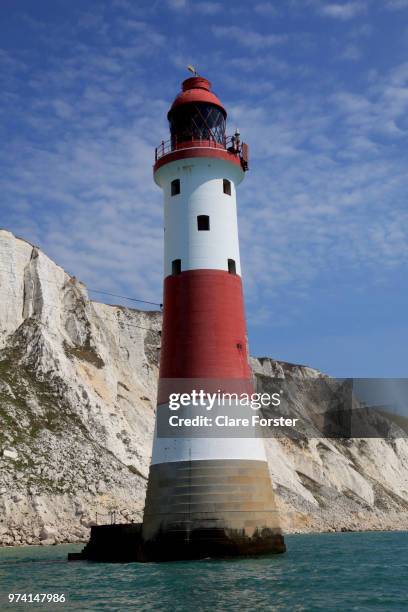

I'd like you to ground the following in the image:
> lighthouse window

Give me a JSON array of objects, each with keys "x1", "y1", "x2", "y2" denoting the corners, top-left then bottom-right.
[
  {"x1": 172, "y1": 259, "x2": 181, "y2": 275},
  {"x1": 223, "y1": 179, "x2": 231, "y2": 196},
  {"x1": 228, "y1": 259, "x2": 236, "y2": 274},
  {"x1": 197, "y1": 215, "x2": 210, "y2": 231},
  {"x1": 171, "y1": 179, "x2": 180, "y2": 196}
]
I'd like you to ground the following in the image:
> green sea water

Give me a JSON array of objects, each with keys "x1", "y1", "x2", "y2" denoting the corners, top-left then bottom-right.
[{"x1": 0, "y1": 532, "x2": 407, "y2": 611}]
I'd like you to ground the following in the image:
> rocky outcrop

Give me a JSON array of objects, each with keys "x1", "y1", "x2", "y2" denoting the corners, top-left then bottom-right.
[{"x1": 0, "y1": 228, "x2": 407, "y2": 547}]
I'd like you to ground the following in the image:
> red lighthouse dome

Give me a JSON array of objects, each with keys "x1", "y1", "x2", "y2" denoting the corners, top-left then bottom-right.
[{"x1": 167, "y1": 76, "x2": 227, "y2": 118}]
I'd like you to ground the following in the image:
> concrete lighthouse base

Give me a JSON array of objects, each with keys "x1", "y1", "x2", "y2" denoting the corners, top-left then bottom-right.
[{"x1": 141, "y1": 458, "x2": 286, "y2": 561}]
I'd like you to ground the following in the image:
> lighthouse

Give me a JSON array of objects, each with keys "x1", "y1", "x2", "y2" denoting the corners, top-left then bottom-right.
[{"x1": 142, "y1": 74, "x2": 285, "y2": 560}]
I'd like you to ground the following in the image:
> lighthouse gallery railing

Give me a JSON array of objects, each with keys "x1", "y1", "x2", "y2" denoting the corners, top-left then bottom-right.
[{"x1": 155, "y1": 135, "x2": 246, "y2": 162}]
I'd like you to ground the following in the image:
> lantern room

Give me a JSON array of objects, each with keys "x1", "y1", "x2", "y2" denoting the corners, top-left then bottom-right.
[
  {"x1": 168, "y1": 77, "x2": 227, "y2": 147},
  {"x1": 154, "y1": 74, "x2": 249, "y2": 173}
]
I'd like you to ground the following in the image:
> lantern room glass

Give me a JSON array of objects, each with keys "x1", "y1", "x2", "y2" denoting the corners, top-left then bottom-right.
[{"x1": 169, "y1": 103, "x2": 226, "y2": 147}]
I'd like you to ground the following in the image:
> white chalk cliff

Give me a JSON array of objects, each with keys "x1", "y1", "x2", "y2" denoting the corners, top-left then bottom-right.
[{"x1": 0, "y1": 228, "x2": 407, "y2": 547}]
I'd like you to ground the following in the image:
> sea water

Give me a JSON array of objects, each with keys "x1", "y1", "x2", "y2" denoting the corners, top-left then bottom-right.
[{"x1": 0, "y1": 532, "x2": 407, "y2": 611}]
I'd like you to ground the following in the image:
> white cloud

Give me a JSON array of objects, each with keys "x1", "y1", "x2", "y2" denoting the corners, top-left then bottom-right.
[
  {"x1": 78, "y1": 12, "x2": 108, "y2": 33},
  {"x1": 112, "y1": 0, "x2": 134, "y2": 8},
  {"x1": 384, "y1": 0, "x2": 408, "y2": 9},
  {"x1": 339, "y1": 43, "x2": 362, "y2": 60},
  {"x1": 116, "y1": 18, "x2": 148, "y2": 31},
  {"x1": 167, "y1": 0, "x2": 188, "y2": 8},
  {"x1": 319, "y1": 2, "x2": 367, "y2": 19},
  {"x1": 195, "y1": 2, "x2": 222, "y2": 14},
  {"x1": 352, "y1": 23, "x2": 372, "y2": 37},
  {"x1": 389, "y1": 62, "x2": 408, "y2": 85},
  {"x1": 254, "y1": 2, "x2": 278, "y2": 15},
  {"x1": 0, "y1": 49, "x2": 27, "y2": 72},
  {"x1": 227, "y1": 54, "x2": 289, "y2": 77},
  {"x1": 166, "y1": 0, "x2": 221, "y2": 14},
  {"x1": 212, "y1": 26, "x2": 288, "y2": 50},
  {"x1": 51, "y1": 99, "x2": 74, "y2": 119}
]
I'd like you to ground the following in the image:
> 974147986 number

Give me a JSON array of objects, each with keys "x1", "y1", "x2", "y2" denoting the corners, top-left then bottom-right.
[{"x1": 8, "y1": 594, "x2": 66, "y2": 603}]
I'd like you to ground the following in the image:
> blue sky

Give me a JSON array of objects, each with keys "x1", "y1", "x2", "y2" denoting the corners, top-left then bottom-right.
[{"x1": 1, "y1": 0, "x2": 408, "y2": 377}]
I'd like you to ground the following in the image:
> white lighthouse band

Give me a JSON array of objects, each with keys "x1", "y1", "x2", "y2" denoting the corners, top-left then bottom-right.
[{"x1": 155, "y1": 156, "x2": 244, "y2": 278}]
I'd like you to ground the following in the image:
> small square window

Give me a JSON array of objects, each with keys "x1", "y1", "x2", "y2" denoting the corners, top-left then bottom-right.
[
  {"x1": 172, "y1": 259, "x2": 181, "y2": 275},
  {"x1": 197, "y1": 215, "x2": 210, "y2": 231},
  {"x1": 228, "y1": 259, "x2": 236, "y2": 274},
  {"x1": 223, "y1": 179, "x2": 231, "y2": 196},
  {"x1": 171, "y1": 179, "x2": 180, "y2": 196}
]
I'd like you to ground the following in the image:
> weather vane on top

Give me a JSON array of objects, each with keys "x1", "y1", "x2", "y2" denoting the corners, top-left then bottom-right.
[{"x1": 187, "y1": 64, "x2": 198, "y2": 76}]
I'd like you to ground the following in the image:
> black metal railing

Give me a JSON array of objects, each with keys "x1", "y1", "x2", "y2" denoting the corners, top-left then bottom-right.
[
  {"x1": 95, "y1": 510, "x2": 139, "y2": 525},
  {"x1": 155, "y1": 134, "x2": 239, "y2": 162}
]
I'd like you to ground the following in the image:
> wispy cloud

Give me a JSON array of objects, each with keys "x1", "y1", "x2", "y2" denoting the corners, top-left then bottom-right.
[
  {"x1": 254, "y1": 2, "x2": 278, "y2": 15},
  {"x1": 166, "y1": 0, "x2": 221, "y2": 11},
  {"x1": 167, "y1": 0, "x2": 187, "y2": 9},
  {"x1": 384, "y1": 0, "x2": 408, "y2": 9},
  {"x1": 195, "y1": 2, "x2": 222, "y2": 14},
  {"x1": 338, "y1": 43, "x2": 362, "y2": 60},
  {"x1": 212, "y1": 26, "x2": 288, "y2": 50},
  {"x1": 319, "y1": 1, "x2": 367, "y2": 19}
]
